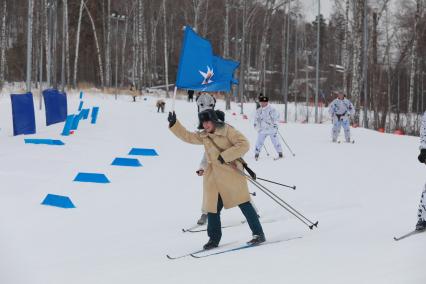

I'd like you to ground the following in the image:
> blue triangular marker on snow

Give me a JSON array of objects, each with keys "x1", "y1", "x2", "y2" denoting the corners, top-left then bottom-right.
[
  {"x1": 41, "y1": 194, "x2": 76, "y2": 208},
  {"x1": 111, "y1": 157, "x2": 142, "y2": 167},
  {"x1": 25, "y1": 138, "x2": 65, "y2": 145},
  {"x1": 73, "y1": 172, "x2": 110, "y2": 183},
  {"x1": 128, "y1": 148, "x2": 158, "y2": 156}
]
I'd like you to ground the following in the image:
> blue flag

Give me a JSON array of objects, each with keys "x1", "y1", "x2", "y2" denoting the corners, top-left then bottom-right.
[{"x1": 176, "y1": 26, "x2": 239, "y2": 92}]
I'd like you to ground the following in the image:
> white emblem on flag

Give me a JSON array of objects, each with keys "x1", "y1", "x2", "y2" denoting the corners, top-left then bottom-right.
[{"x1": 199, "y1": 66, "x2": 214, "y2": 84}]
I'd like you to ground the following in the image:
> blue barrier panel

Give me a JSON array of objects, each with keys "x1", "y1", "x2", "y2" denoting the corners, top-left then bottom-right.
[
  {"x1": 43, "y1": 89, "x2": 68, "y2": 126},
  {"x1": 81, "y1": 108, "x2": 90, "y2": 120},
  {"x1": 73, "y1": 172, "x2": 110, "y2": 183},
  {"x1": 25, "y1": 139, "x2": 65, "y2": 145},
  {"x1": 61, "y1": 114, "x2": 75, "y2": 136},
  {"x1": 71, "y1": 112, "x2": 84, "y2": 130},
  {"x1": 128, "y1": 148, "x2": 159, "y2": 156},
  {"x1": 78, "y1": 101, "x2": 83, "y2": 111},
  {"x1": 41, "y1": 194, "x2": 76, "y2": 208},
  {"x1": 111, "y1": 157, "x2": 142, "y2": 167},
  {"x1": 11, "y1": 93, "x2": 36, "y2": 136},
  {"x1": 79, "y1": 91, "x2": 83, "y2": 99},
  {"x1": 91, "y1": 107, "x2": 99, "y2": 124}
]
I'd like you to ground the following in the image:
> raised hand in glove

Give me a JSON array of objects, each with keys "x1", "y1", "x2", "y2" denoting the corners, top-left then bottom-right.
[
  {"x1": 168, "y1": 111, "x2": 176, "y2": 127},
  {"x1": 217, "y1": 155, "x2": 225, "y2": 164},
  {"x1": 418, "y1": 149, "x2": 426, "y2": 163}
]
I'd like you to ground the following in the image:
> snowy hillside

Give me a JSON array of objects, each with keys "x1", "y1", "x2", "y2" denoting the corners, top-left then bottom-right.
[{"x1": 0, "y1": 91, "x2": 425, "y2": 284}]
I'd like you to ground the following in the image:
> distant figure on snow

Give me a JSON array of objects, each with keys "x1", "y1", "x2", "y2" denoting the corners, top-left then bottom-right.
[
  {"x1": 415, "y1": 112, "x2": 426, "y2": 231},
  {"x1": 156, "y1": 99, "x2": 166, "y2": 113},
  {"x1": 253, "y1": 95, "x2": 283, "y2": 160},
  {"x1": 187, "y1": 90, "x2": 194, "y2": 102},
  {"x1": 328, "y1": 90, "x2": 355, "y2": 143}
]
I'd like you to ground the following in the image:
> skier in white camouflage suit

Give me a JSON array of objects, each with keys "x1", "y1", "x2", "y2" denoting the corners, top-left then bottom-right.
[
  {"x1": 415, "y1": 112, "x2": 426, "y2": 231},
  {"x1": 328, "y1": 91, "x2": 355, "y2": 143},
  {"x1": 253, "y1": 95, "x2": 283, "y2": 160}
]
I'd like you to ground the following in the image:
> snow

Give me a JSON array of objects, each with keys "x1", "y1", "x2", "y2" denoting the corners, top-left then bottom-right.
[{"x1": 0, "y1": 90, "x2": 425, "y2": 284}]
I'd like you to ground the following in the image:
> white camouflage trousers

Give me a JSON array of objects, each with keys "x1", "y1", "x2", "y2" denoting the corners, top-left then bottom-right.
[
  {"x1": 255, "y1": 130, "x2": 283, "y2": 155},
  {"x1": 332, "y1": 117, "x2": 351, "y2": 142},
  {"x1": 418, "y1": 184, "x2": 426, "y2": 221}
]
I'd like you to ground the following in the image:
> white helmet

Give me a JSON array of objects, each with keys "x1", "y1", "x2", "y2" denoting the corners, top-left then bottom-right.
[{"x1": 196, "y1": 93, "x2": 216, "y2": 112}]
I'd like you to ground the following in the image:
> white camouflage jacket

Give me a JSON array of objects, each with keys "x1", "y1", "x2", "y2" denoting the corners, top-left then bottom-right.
[
  {"x1": 254, "y1": 104, "x2": 280, "y2": 132},
  {"x1": 328, "y1": 98, "x2": 355, "y2": 119},
  {"x1": 420, "y1": 112, "x2": 426, "y2": 149}
]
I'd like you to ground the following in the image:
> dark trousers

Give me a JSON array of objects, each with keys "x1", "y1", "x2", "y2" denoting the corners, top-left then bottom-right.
[{"x1": 207, "y1": 195, "x2": 264, "y2": 243}]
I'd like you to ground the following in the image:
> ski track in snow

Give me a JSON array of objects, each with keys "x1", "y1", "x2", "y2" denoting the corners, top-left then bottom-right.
[{"x1": 0, "y1": 90, "x2": 425, "y2": 284}]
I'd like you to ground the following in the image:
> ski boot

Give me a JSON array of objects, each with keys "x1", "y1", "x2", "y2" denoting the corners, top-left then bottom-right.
[
  {"x1": 416, "y1": 219, "x2": 426, "y2": 231},
  {"x1": 247, "y1": 234, "x2": 266, "y2": 246},
  {"x1": 197, "y1": 213, "x2": 207, "y2": 225},
  {"x1": 278, "y1": 152, "x2": 283, "y2": 158},
  {"x1": 254, "y1": 154, "x2": 259, "y2": 161},
  {"x1": 203, "y1": 239, "x2": 219, "y2": 250}
]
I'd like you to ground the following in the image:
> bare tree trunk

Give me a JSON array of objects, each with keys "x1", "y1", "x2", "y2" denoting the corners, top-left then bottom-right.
[
  {"x1": 105, "y1": 0, "x2": 111, "y2": 87},
  {"x1": 45, "y1": 0, "x2": 51, "y2": 87},
  {"x1": 342, "y1": 0, "x2": 349, "y2": 95},
  {"x1": 138, "y1": 0, "x2": 144, "y2": 90},
  {"x1": 385, "y1": 5, "x2": 391, "y2": 132},
  {"x1": 73, "y1": 0, "x2": 85, "y2": 88},
  {"x1": 224, "y1": 0, "x2": 230, "y2": 109},
  {"x1": 350, "y1": 0, "x2": 364, "y2": 125},
  {"x1": 257, "y1": 0, "x2": 275, "y2": 93},
  {"x1": 83, "y1": 1, "x2": 104, "y2": 88},
  {"x1": 192, "y1": 0, "x2": 203, "y2": 32},
  {"x1": 202, "y1": 0, "x2": 209, "y2": 37},
  {"x1": 64, "y1": 0, "x2": 70, "y2": 86},
  {"x1": 52, "y1": 4, "x2": 57, "y2": 89},
  {"x1": 407, "y1": 0, "x2": 421, "y2": 134},
  {"x1": 121, "y1": 16, "x2": 128, "y2": 87},
  {"x1": 163, "y1": 0, "x2": 169, "y2": 97},
  {"x1": 0, "y1": 0, "x2": 7, "y2": 83}
]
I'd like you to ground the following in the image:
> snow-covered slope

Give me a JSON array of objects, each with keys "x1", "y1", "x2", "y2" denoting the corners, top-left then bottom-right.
[{"x1": 0, "y1": 91, "x2": 424, "y2": 284}]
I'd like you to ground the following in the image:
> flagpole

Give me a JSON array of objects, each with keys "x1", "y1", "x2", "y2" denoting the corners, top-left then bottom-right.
[{"x1": 172, "y1": 86, "x2": 178, "y2": 111}]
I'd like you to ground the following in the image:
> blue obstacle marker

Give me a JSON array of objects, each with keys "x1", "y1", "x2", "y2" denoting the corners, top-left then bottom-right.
[
  {"x1": 73, "y1": 172, "x2": 110, "y2": 183},
  {"x1": 61, "y1": 114, "x2": 75, "y2": 136},
  {"x1": 71, "y1": 112, "x2": 84, "y2": 130},
  {"x1": 91, "y1": 107, "x2": 99, "y2": 124},
  {"x1": 11, "y1": 92, "x2": 36, "y2": 136},
  {"x1": 41, "y1": 194, "x2": 76, "y2": 208},
  {"x1": 43, "y1": 89, "x2": 68, "y2": 126},
  {"x1": 78, "y1": 101, "x2": 84, "y2": 111},
  {"x1": 79, "y1": 91, "x2": 83, "y2": 99},
  {"x1": 128, "y1": 148, "x2": 159, "y2": 156},
  {"x1": 111, "y1": 157, "x2": 142, "y2": 167},
  {"x1": 25, "y1": 138, "x2": 65, "y2": 145},
  {"x1": 81, "y1": 108, "x2": 90, "y2": 120}
]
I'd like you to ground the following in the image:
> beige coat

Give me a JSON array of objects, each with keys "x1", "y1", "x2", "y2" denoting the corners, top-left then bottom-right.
[{"x1": 170, "y1": 120, "x2": 251, "y2": 213}]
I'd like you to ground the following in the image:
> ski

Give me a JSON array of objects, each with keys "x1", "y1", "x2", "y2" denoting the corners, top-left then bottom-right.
[
  {"x1": 183, "y1": 218, "x2": 276, "y2": 233},
  {"x1": 273, "y1": 157, "x2": 283, "y2": 161},
  {"x1": 394, "y1": 229, "x2": 425, "y2": 241},
  {"x1": 166, "y1": 241, "x2": 238, "y2": 260},
  {"x1": 337, "y1": 140, "x2": 355, "y2": 144},
  {"x1": 190, "y1": 236, "x2": 302, "y2": 259},
  {"x1": 183, "y1": 220, "x2": 246, "y2": 233},
  {"x1": 182, "y1": 224, "x2": 203, "y2": 233}
]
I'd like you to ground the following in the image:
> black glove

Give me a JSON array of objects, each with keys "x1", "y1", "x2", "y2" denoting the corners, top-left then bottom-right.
[
  {"x1": 217, "y1": 155, "x2": 225, "y2": 164},
  {"x1": 168, "y1": 111, "x2": 176, "y2": 127},
  {"x1": 418, "y1": 149, "x2": 426, "y2": 163},
  {"x1": 243, "y1": 164, "x2": 256, "y2": 180}
]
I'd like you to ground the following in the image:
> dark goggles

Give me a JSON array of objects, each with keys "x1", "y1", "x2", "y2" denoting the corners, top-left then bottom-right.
[{"x1": 198, "y1": 110, "x2": 217, "y2": 123}]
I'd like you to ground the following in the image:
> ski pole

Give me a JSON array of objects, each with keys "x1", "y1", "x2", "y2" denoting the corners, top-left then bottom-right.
[
  {"x1": 256, "y1": 177, "x2": 296, "y2": 190},
  {"x1": 263, "y1": 145, "x2": 270, "y2": 156},
  {"x1": 247, "y1": 178, "x2": 316, "y2": 229},
  {"x1": 278, "y1": 131, "x2": 296, "y2": 157},
  {"x1": 249, "y1": 176, "x2": 318, "y2": 228},
  {"x1": 250, "y1": 192, "x2": 256, "y2": 196}
]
